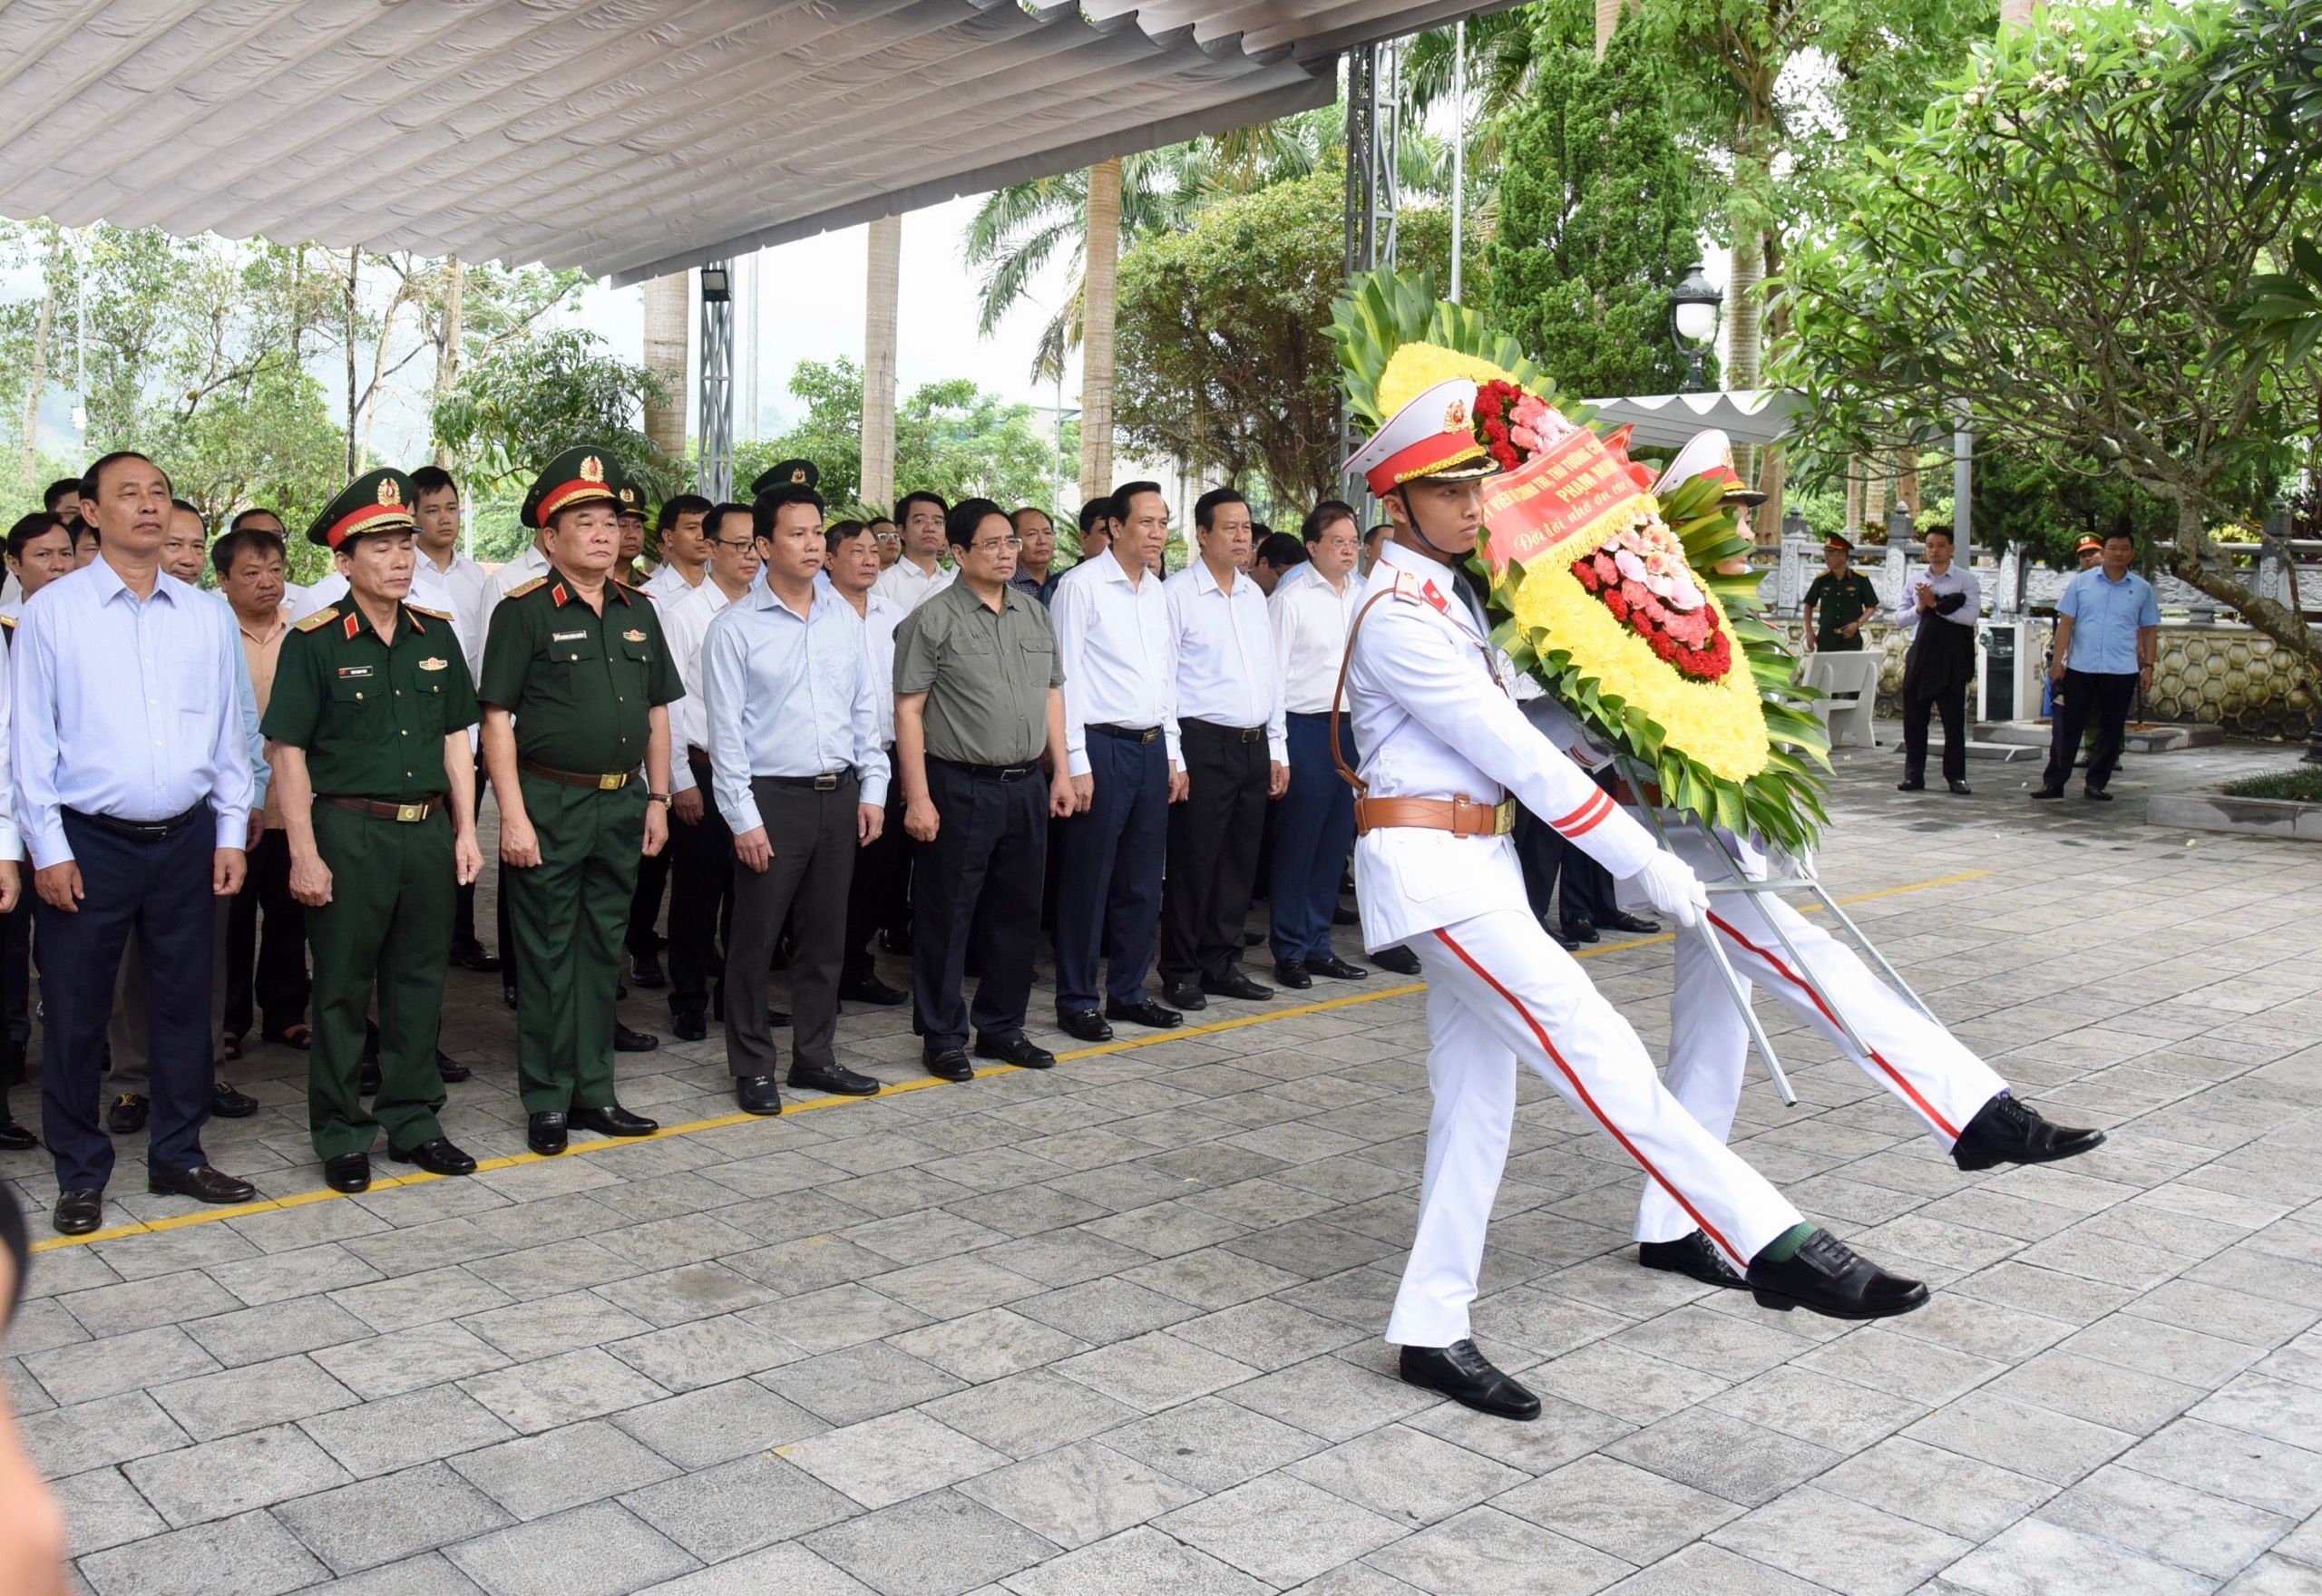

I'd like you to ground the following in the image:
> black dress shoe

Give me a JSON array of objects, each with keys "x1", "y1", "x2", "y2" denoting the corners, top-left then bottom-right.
[
  {"x1": 1201, "y1": 968, "x2": 1273, "y2": 1002},
  {"x1": 1745, "y1": 1230, "x2": 1928, "y2": 1319},
  {"x1": 1950, "y1": 1093, "x2": 2106, "y2": 1172},
  {"x1": 527, "y1": 1112, "x2": 568, "y2": 1156},
  {"x1": 1332, "y1": 905, "x2": 1359, "y2": 926},
  {"x1": 1563, "y1": 918, "x2": 1600, "y2": 945},
  {"x1": 210, "y1": 1080, "x2": 259, "y2": 1119},
  {"x1": 1948, "y1": 780, "x2": 1974, "y2": 795},
  {"x1": 1897, "y1": 779, "x2": 1926, "y2": 792},
  {"x1": 789, "y1": 1064, "x2": 880, "y2": 1097},
  {"x1": 1273, "y1": 960, "x2": 1312, "y2": 990},
  {"x1": 881, "y1": 928, "x2": 913, "y2": 957},
  {"x1": 923, "y1": 1046, "x2": 974, "y2": 1083},
  {"x1": 1599, "y1": 910, "x2": 1662, "y2": 936},
  {"x1": 671, "y1": 1010, "x2": 707, "y2": 1042},
  {"x1": 1398, "y1": 1340, "x2": 1540, "y2": 1421},
  {"x1": 630, "y1": 950, "x2": 668, "y2": 989},
  {"x1": 1160, "y1": 980, "x2": 1207, "y2": 1011},
  {"x1": 1242, "y1": 929, "x2": 1264, "y2": 948},
  {"x1": 571, "y1": 1104, "x2": 658, "y2": 1137},
  {"x1": 613, "y1": 1023, "x2": 660, "y2": 1054},
  {"x1": 735, "y1": 1075, "x2": 784, "y2": 1115},
  {"x1": 1551, "y1": 928, "x2": 1581, "y2": 951},
  {"x1": 53, "y1": 1189, "x2": 102, "y2": 1235},
  {"x1": 2029, "y1": 786, "x2": 2063, "y2": 801},
  {"x1": 976, "y1": 1034, "x2": 1055, "y2": 1070},
  {"x1": 766, "y1": 1007, "x2": 790, "y2": 1028},
  {"x1": 1371, "y1": 945, "x2": 1422, "y2": 976},
  {"x1": 107, "y1": 1093, "x2": 149, "y2": 1134},
  {"x1": 1057, "y1": 1009, "x2": 1113, "y2": 1042},
  {"x1": 450, "y1": 941, "x2": 502, "y2": 973},
  {"x1": 1638, "y1": 1230, "x2": 1746, "y2": 1289},
  {"x1": 0, "y1": 1112, "x2": 34, "y2": 1153},
  {"x1": 323, "y1": 1153, "x2": 371, "y2": 1193},
  {"x1": 147, "y1": 1164, "x2": 258, "y2": 1205},
  {"x1": 502, "y1": 984, "x2": 519, "y2": 1009},
  {"x1": 359, "y1": 1062, "x2": 382, "y2": 1095},
  {"x1": 435, "y1": 1050, "x2": 471, "y2": 1084},
  {"x1": 1106, "y1": 998, "x2": 1182, "y2": 1030},
  {"x1": 1309, "y1": 956, "x2": 1368, "y2": 981},
  {"x1": 389, "y1": 1138, "x2": 476, "y2": 1177},
  {"x1": 838, "y1": 974, "x2": 907, "y2": 1007},
  {"x1": 2083, "y1": 787, "x2": 2112, "y2": 802}
]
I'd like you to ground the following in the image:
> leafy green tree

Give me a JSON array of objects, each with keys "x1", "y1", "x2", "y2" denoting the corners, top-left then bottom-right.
[
  {"x1": 1483, "y1": 17, "x2": 1704, "y2": 397},
  {"x1": 736, "y1": 359, "x2": 1067, "y2": 519},
  {"x1": 1112, "y1": 170, "x2": 1465, "y2": 509},
  {"x1": 1781, "y1": 0, "x2": 2321, "y2": 674},
  {"x1": 432, "y1": 328, "x2": 667, "y2": 498}
]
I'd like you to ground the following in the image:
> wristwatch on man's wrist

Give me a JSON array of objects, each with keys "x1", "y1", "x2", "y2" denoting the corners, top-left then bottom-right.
[{"x1": 647, "y1": 792, "x2": 671, "y2": 804}]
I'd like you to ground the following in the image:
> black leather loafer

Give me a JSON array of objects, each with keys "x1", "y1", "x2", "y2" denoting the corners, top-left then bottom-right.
[
  {"x1": 210, "y1": 1080, "x2": 259, "y2": 1119},
  {"x1": 1638, "y1": 1230, "x2": 1747, "y2": 1289},
  {"x1": 323, "y1": 1153, "x2": 371, "y2": 1193},
  {"x1": 1273, "y1": 960, "x2": 1312, "y2": 990},
  {"x1": 2083, "y1": 787, "x2": 2113, "y2": 802},
  {"x1": 147, "y1": 1164, "x2": 258, "y2": 1205},
  {"x1": 630, "y1": 950, "x2": 668, "y2": 989},
  {"x1": 1897, "y1": 779, "x2": 1926, "y2": 793},
  {"x1": 435, "y1": 1050, "x2": 471, "y2": 1084},
  {"x1": 0, "y1": 1109, "x2": 37, "y2": 1152},
  {"x1": 735, "y1": 1075, "x2": 784, "y2": 1115},
  {"x1": 789, "y1": 1065, "x2": 879, "y2": 1097},
  {"x1": 1371, "y1": 946, "x2": 1422, "y2": 976},
  {"x1": 358, "y1": 1063, "x2": 383, "y2": 1096},
  {"x1": 571, "y1": 1104, "x2": 657, "y2": 1137},
  {"x1": 1951, "y1": 1094, "x2": 2105, "y2": 1172},
  {"x1": 53, "y1": 1189, "x2": 102, "y2": 1235},
  {"x1": 613, "y1": 1024, "x2": 660, "y2": 1054},
  {"x1": 1745, "y1": 1230, "x2": 1928, "y2": 1319},
  {"x1": 923, "y1": 1047, "x2": 975, "y2": 1083},
  {"x1": 1057, "y1": 1009, "x2": 1113, "y2": 1043},
  {"x1": 1106, "y1": 998, "x2": 1181, "y2": 1030},
  {"x1": 2030, "y1": 786, "x2": 2063, "y2": 801},
  {"x1": 107, "y1": 1094, "x2": 149, "y2": 1134},
  {"x1": 1599, "y1": 910, "x2": 1662, "y2": 936},
  {"x1": 838, "y1": 975, "x2": 907, "y2": 1007},
  {"x1": 389, "y1": 1138, "x2": 476, "y2": 1177},
  {"x1": 671, "y1": 1010, "x2": 707, "y2": 1042},
  {"x1": 1159, "y1": 980, "x2": 1207, "y2": 1011},
  {"x1": 527, "y1": 1112, "x2": 568, "y2": 1156},
  {"x1": 975, "y1": 1034, "x2": 1055, "y2": 1070},
  {"x1": 1948, "y1": 780, "x2": 1974, "y2": 795},
  {"x1": 1309, "y1": 956, "x2": 1368, "y2": 981},
  {"x1": 450, "y1": 941, "x2": 502, "y2": 973},
  {"x1": 1201, "y1": 968, "x2": 1273, "y2": 1002},
  {"x1": 1399, "y1": 1339, "x2": 1541, "y2": 1421},
  {"x1": 1562, "y1": 918, "x2": 1601, "y2": 945}
]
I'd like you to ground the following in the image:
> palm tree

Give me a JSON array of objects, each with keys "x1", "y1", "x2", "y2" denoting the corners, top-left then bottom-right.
[
  {"x1": 640, "y1": 271, "x2": 688, "y2": 473},
  {"x1": 862, "y1": 215, "x2": 902, "y2": 510},
  {"x1": 1078, "y1": 159, "x2": 1123, "y2": 500}
]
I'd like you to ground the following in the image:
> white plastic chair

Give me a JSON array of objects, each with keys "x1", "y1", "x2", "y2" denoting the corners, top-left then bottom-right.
[{"x1": 1797, "y1": 649, "x2": 1883, "y2": 749}]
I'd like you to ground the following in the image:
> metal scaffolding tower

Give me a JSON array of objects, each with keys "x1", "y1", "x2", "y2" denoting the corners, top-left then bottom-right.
[
  {"x1": 1340, "y1": 39, "x2": 1404, "y2": 503},
  {"x1": 697, "y1": 262, "x2": 736, "y2": 501}
]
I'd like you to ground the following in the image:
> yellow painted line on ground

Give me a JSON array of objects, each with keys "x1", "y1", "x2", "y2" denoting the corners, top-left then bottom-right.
[{"x1": 28, "y1": 868, "x2": 1989, "y2": 1255}]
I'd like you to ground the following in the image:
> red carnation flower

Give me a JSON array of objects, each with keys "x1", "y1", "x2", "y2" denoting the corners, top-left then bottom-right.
[{"x1": 1605, "y1": 592, "x2": 1628, "y2": 621}]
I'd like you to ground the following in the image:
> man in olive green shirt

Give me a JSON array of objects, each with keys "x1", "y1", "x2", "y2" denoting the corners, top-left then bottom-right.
[
  {"x1": 1804, "y1": 535, "x2": 1881, "y2": 652},
  {"x1": 264, "y1": 470, "x2": 484, "y2": 1193},
  {"x1": 478, "y1": 448, "x2": 682, "y2": 1156},
  {"x1": 893, "y1": 497, "x2": 1077, "y2": 1083}
]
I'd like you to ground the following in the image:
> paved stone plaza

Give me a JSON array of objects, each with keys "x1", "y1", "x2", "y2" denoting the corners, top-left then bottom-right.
[{"x1": 5, "y1": 736, "x2": 2321, "y2": 1595}]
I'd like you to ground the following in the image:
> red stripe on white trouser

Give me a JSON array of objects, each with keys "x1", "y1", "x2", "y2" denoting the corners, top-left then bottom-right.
[{"x1": 1705, "y1": 910, "x2": 1962, "y2": 1140}]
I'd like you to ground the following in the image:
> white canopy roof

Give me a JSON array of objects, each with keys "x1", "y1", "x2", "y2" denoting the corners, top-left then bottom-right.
[
  {"x1": 1583, "y1": 390, "x2": 1801, "y2": 450},
  {"x1": 0, "y1": 0, "x2": 1500, "y2": 286}
]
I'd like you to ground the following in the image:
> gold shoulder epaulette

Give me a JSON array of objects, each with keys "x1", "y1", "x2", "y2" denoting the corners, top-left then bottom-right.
[
  {"x1": 504, "y1": 576, "x2": 549, "y2": 600},
  {"x1": 0, "y1": 613, "x2": 17, "y2": 630},
  {"x1": 296, "y1": 607, "x2": 340, "y2": 633},
  {"x1": 410, "y1": 604, "x2": 455, "y2": 623}
]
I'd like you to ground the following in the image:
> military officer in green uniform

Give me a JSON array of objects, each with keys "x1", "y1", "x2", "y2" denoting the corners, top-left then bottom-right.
[
  {"x1": 1804, "y1": 534, "x2": 1882, "y2": 652},
  {"x1": 479, "y1": 447, "x2": 681, "y2": 1156},
  {"x1": 265, "y1": 470, "x2": 486, "y2": 1194}
]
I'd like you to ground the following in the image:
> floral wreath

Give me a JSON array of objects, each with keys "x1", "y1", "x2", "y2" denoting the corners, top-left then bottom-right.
[{"x1": 1329, "y1": 268, "x2": 1829, "y2": 850}]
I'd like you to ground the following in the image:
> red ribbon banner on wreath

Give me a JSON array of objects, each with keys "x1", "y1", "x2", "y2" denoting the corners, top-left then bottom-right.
[{"x1": 1476, "y1": 427, "x2": 1654, "y2": 578}]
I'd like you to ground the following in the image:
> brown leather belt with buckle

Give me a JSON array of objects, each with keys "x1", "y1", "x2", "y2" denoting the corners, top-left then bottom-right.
[
  {"x1": 1352, "y1": 795, "x2": 1517, "y2": 838},
  {"x1": 318, "y1": 794, "x2": 445, "y2": 823},
  {"x1": 521, "y1": 759, "x2": 634, "y2": 791}
]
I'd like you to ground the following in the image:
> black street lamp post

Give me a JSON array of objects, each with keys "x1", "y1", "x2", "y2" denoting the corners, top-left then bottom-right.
[{"x1": 1669, "y1": 262, "x2": 1722, "y2": 392}]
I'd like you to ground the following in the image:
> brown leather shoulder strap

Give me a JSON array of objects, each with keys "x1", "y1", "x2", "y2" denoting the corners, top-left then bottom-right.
[{"x1": 1330, "y1": 587, "x2": 1403, "y2": 796}]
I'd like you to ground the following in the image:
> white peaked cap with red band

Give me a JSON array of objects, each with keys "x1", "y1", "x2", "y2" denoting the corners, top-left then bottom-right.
[
  {"x1": 1342, "y1": 378, "x2": 1496, "y2": 498},
  {"x1": 1653, "y1": 428, "x2": 1766, "y2": 506}
]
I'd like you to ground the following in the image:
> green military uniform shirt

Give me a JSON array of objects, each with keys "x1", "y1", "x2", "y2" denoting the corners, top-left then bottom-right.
[
  {"x1": 477, "y1": 569, "x2": 682, "y2": 773},
  {"x1": 263, "y1": 602, "x2": 481, "y2": 797},
  {"x1": 1805, "y1": 570, "x2": 1881, "y2": 651},
  {"x1": 892, "y1": 580, "x2": 1064, "y2": 765}
]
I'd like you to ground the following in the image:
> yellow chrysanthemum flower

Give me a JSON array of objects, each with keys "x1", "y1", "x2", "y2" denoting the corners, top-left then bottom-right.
[
  {"x1": 1377, "y1": 342, "x2": 1526, "y2": 416},
  {"x1": 1504, "y1": 511, "x2": 1771, "y2": 783}
]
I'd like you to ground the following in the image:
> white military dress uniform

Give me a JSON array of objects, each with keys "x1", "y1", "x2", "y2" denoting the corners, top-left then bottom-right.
[{"x1": 1341, "y1": 384, "x2": 1803, "y2": 1349}]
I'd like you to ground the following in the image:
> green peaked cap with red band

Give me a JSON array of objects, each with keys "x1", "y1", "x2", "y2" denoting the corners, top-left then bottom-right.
[
  {"x1": 307, "y1": 468, "x2": 417, "y2": 550},
  {"x1": 521, "y1": 445, "x2": 623, "y2": 530}
]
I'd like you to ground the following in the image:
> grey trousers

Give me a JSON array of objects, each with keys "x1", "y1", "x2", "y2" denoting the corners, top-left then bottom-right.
[{"x1": 723, "y1": 776, "x2": 857, "y2": 1080}]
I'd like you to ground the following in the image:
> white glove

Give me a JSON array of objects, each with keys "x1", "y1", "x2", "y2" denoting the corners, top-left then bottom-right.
[{"x1": 1628, "y1": 852, "x2": 1709, "y2": 930}]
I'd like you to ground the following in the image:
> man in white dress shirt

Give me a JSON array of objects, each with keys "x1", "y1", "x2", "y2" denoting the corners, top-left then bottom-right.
[
  {"x1": 1340, "y1": 385, "x2": 1928, "y2": 1417},
  {"x1": 1896, "y1": 524, "x2": 1982, "y2": 794},
  {"x1": 17, "y1": 452, "x2": 259, "y2": 1236},
  {"x1": 661, "y1": 502, "x2": 761, "y2": 1040},
  {"x1": 872, "y1": 491, "x2": 956, "y2": 615},
  {"x1": 1049, "y1": 482, "x2": 1185, "y2": 1041},
  {"x1": 826, "y1": 519, "x2": 910, "y2": 1009},
  {"x1": 1267, "y1": 501, "x2": 1371, "y2": 989},
  {"x1": 641, "y1": 494, "x2": 715, "y2": 605},
  {"x1": 1158, "y1": 487, "x2": 1288, "y2": 1011},
  {"x1": 406, "y1": 467, "x2": 499, "y2": 971}
]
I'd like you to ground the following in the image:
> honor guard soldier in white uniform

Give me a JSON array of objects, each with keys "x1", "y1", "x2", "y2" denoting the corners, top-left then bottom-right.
[{"x1": 1340, "y1": 381, "x2": 1928, "y2": 1420}]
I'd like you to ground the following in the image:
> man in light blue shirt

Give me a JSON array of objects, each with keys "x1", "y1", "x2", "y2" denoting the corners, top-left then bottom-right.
[
  {"x1": 703, "y1": 482, "x2": 889, "y2": 1115},
  {"x1": 2035, "y1": 528, "x2": 2160, "y2": 802},
  {"x1": 14, "y1": 451, "x2": 258, "y2": 1236}
]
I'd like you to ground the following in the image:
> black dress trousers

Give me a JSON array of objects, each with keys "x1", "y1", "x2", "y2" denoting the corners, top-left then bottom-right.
[
  {"x1": 912, "y1": 759, "x2": 1046, "y2": 1052},
  {"x1": 1159, "y1": 719, "x2": 1270, "y2": 988}
]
